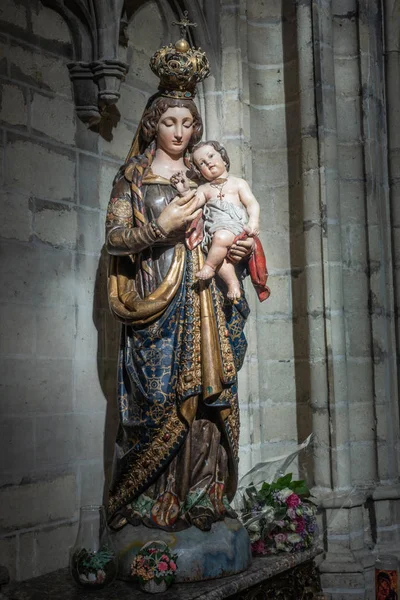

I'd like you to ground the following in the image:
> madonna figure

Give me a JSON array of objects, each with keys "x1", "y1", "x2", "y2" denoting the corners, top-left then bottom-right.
[{"x1": 105, "y1": 33, "x2": 256, "y2": 580}]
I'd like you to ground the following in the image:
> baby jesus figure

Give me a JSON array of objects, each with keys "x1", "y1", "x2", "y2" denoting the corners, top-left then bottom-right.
[{"x1": 170, "y1": 141, "x2": 260, "y2": 301}]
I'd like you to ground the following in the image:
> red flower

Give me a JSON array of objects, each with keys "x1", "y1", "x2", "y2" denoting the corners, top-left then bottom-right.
[
  {"x1": 286, "y1": 493, "x2": 300, "y2": 508},
  {"x1": 295, "y1": 517, "x2": 305, "y2": 533},
  {"x1": 158, "y1": 561, "x2": 168, "y2": 571},
  {"x1": 169, "y1": 560, "x2": 177, "y2": 572},
  {"x1": 251, "y1": 540, "x2": 266, "y2": 555}
]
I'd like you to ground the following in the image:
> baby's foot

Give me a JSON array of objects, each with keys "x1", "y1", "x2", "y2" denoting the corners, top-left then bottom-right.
[
  {"x1": 227, "y1": 282, "x2": 241, "y2": 302},
  {"x1": 196, "y1": 264, "x2": 216, "y2": 280}
]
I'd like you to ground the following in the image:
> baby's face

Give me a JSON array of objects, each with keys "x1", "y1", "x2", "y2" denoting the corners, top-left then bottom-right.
[{"x1": 193, "y1": 145, "x2": 228, "y2": 181}]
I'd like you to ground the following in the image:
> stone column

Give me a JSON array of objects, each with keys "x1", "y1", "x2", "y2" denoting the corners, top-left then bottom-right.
[{"x1": 243, "y1": 0, "x2": 301, "y2": 474}]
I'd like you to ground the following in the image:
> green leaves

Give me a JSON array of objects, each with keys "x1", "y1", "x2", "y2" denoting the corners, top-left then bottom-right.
[
  {"x1": 244, "y1": 473, "x2": 311, "y2": 506},
  {"x1": 74, "y1": 547, "x2": 114, "y2": 572}
]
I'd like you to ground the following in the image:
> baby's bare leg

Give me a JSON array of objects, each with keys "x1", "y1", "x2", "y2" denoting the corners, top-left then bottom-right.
[
  {"x1": 197, "y1": 231, "x2": 242, "y2": 300},
  {"x1": 217, "y1": 260, "x2": 241, "y2": 300}
]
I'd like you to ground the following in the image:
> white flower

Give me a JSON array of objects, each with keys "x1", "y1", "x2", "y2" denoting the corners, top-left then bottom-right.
[
  {"x1": 277, "y1": 488, "x2": 292, "y2": 501},
  {"x1": 249, "y1": 531, "x2": 261, "y2": 542},
  {"x1": 262, "y1": 506, "x2": 275, "y2": 522},
  {"x1": 275, "y1": 541, "x2": 288, "y2": 551},
  {"x1": 303, "y1": 505, "x2": 315, "y2": 516},
  {"x1": 247, "y1": 521, "x2": 261, "y2": 542},
  {"x1": 287, "y1": 533, "x2": 302, "y2": 544}
]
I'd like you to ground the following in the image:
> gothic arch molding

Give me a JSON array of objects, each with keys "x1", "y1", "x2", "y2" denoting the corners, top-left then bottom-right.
[{"x1": 39, "y1": 0, "x2": 220, "y2": 127}]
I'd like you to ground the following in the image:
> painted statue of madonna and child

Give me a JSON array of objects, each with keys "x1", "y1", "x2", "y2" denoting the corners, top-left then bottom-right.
[{"x1": 105, "y1": 24, "x2": 270, "y2": 582}]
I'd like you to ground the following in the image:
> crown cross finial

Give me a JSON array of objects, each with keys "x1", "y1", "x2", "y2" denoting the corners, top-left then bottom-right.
[{"x1": 172, "y1": 11, "x2": 197, "y2": 39}]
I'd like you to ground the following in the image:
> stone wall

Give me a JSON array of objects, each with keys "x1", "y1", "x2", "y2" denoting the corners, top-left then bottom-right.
[
  {"x1": 0, "y1": 0, "x2": 399, "y2": 598},
  {"x1": 0, "y1": 0, "x2": 154, "y2": 581}
]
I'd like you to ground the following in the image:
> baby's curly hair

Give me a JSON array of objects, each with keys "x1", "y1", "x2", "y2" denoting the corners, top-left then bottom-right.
[{"x1": 191, "y1": 141, "x2": 231, "y2": 177}]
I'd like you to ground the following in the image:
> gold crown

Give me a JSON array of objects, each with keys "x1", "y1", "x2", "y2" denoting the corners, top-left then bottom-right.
[{"x1": 149, "y1": 15, "x2": 210, "y2": 98}]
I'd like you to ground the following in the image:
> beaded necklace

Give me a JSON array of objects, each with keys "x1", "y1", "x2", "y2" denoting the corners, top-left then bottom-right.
[{"x1": 210, "y1": 177, "x2": 228, "y2": 200}]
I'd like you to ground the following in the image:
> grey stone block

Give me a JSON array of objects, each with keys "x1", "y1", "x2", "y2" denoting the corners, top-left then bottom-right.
[
  {"x1": 5, "y1": 137, "x2": 76, "y2": 203},
  {"x1": 0, "y1": 474, "x2": 77, "y2": 532},
  {"x1": 0, "y1": 303, "x2": 35, "y2": 356},
  {"x1": 31, "y1": 5, "x2": 71, "y2": 43},
  {"x1": 0, "y1": 536, "x2": 16, "y2": 581},
  {"x1": 0, "y1": 357, "x2": 73, "y2": 415},
  {"x1": 79, "y1": 462, "x2": 105, "y2": 507},
  {"x1": 35, "y1": 412, "x2": 105, "y2": 467},
  {"x1": 0, "y1": 418, "x2": 35, "y2": 483},
  {"x1": 35, "y1": 305, "x2": 75, "y2": 358},
  {"x1": 99, "y1": 161, "x2": 118, "y2": 211},
  {"x1": 0, "y1": 83, "x2": 27, "y2": 127},
  {"x1": 22, "y1": 522, "x2": 77, "y2": 579},
  {"x1": 32, "y1": 199, "x2": 77, "y2": 250},
  {"x1": 0, "y1": 36, "x2": 7, "y2": 76},
  {"x1": 0, "y1": 0, "x2": 27, "y2": 29},
  {"x1": 101, "y1": 120, "x2": 135, "y2": 161},
  {"x1": 0, "y1": 191, "x2": 32, "y2": 242},
  {"x1": 77, "y1": 207, "x2": 102, "y2": 255},
  {"x1": 9, "y1": 43, "x2": 72, "y2": 98},
  {"x1": 78, "y1": 153, "x2": 100, "y2": 208},
  {"x1": 31, "y1": 93, "x2": 75, "y2": 145}
]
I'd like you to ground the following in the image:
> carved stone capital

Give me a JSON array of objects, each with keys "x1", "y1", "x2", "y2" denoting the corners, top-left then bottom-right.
[
  {"x1": 40, "y1": 0, "x2": 127, "y2": 126},
  {"x1": 91, "y1": 59, "x2": 128, "y2": 106},
  {"x1": 67, "y1": 62, "x2": 101, "y2": 126}
]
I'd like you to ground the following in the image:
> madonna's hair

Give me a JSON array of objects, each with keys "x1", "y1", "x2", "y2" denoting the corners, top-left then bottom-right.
[
  {"x1": 140, "y1": 96, "x2": 203, "y2": 149},
  {"x1": 191, "y1": 140, "x2": 231, "y2": 177}
]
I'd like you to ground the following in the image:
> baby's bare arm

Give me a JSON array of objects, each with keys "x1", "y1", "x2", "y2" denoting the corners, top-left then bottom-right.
[
  {"x1": 194, "y1": 185, "x2": 207, "y2": 210},
  {"x1": 237, "y1": 178, "x2": 260, "y2": 233}
]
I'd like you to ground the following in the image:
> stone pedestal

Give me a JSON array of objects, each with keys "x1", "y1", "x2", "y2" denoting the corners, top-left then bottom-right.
[
  {"x1": 110, "y1": 517, "x2": 252, "y2": 583},
  {"x1": 3, "y1": 546, "x2": 323, "y2": 600}
]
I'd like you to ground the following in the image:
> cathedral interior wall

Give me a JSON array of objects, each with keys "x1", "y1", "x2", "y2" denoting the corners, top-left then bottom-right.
[{"x1": 0, "y1": 0, "x2": 399, "y2": 597}]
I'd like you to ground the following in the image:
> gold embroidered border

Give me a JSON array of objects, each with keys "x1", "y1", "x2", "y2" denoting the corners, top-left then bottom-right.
[
  {"x1": 210, "y1": 281, "x2": 237, "y2": 383},
  {"x1": 226, "y1": 393, "x2": 240, "y2": 459},
  {"x1": 176, "y1": 249, "x2": 202, "y2": 398},
  {"x1": 108, "y1": 409, "x2": 187, "y2": 517}
]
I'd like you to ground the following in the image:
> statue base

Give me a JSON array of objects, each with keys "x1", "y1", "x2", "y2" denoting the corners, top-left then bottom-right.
[{"x1": 111, "y1": 517, "x2": 252, "y2": 583}]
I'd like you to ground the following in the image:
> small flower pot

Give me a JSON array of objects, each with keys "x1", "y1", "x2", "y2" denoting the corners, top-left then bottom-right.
[
  {"x1": 140, "y1": 578, "x2": 169, "y2": 594},
  {"x1": 131, "y1": 540, "x2": 177, "y2": 593}
]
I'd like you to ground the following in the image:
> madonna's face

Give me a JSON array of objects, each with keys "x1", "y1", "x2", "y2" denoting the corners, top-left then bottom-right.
[{"x1": 156, "y1": 107, "x2": 194, "y2": 156}]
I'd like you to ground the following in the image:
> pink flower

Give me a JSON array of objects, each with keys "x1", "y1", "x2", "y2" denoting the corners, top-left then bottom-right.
[
  {"x1": 96, "y1": 570, "x2": 106, "y2": 583},
  {"x1": 286, "y1": 493, "x2": 300, "y2": 508},
  {"x1": 161, "y1": 554, "x2": 169, "y2": 562},
  {"x1": 158, "y1": 561, "x2": 168, "y2": 571},
  {"x1": 169, "y1": 560, "x2": 177, "y2": 572},
  {"x1": 274, "y1": 533, "x2": 288, "y2": 544},
  {"x1": 286, "y1": 508, "x2": 296, "y2": 520},
  {"x1": 251, "y1": 540, "x2": 266, "y2": 555}
]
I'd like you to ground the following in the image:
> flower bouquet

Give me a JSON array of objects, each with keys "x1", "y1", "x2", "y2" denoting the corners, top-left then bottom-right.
[
  {"x1": 240, "y1": 473, "x2": 318, "y2": 556},
  {"x1": 130, "y1": 541, "x2": 178, "y2": 594},
  {"x1": 70, "y1": 546, "x2": 117, "y2": 588}
]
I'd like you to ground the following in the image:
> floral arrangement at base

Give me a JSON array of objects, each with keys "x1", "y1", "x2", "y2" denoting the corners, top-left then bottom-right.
[
  {"x1": 70, "y1": 547, "x2": 117, "y2": 588},
  {"x1": 240, "y1": 473, "x2": 318, "y2": 556},
  {"x1": 130, "y1": 541, "x2": 178, "y2": 594}
]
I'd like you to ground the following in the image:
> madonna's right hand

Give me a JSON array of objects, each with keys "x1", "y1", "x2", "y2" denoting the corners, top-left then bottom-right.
[{"x1": 157, "y1": 189, "x2": 202, "y2": 234}]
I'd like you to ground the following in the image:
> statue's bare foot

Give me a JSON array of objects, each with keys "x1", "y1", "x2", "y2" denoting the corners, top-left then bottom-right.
[
  {"x1": 227, "y1": 282, "x2": 241, "y2": 302},
  {"x1": 196, "y1": 264, "x2": 216, "y2": 280}
]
